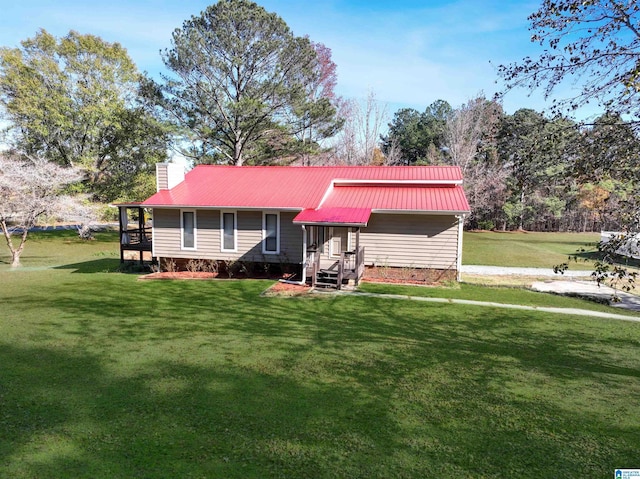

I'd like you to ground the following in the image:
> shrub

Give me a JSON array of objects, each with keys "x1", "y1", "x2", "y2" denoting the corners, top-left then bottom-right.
[
  {"x1": 162, "y1": 258, "x2": 177, "y2": 273},
  {"x1": 477, "y1": 220, "x2": 495, "y2": 231}
]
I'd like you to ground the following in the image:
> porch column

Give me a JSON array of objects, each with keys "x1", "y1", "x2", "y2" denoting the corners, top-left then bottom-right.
[
  {"x1": 355, "y1": 227, "x2": 360, "y2": 253},
  {"x1": 118, "y1": 206, "x2": 126, "y2": 263},
  {"x1": 355, "y1": 227, "x2": 361, "y2": 286},
  {"x1": 138, "y1": 207, "x2": 144, "y2": 264}
]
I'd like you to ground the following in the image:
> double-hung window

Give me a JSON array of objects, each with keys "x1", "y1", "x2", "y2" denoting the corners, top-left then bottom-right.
[
  {"x1": 181, "y1": 210, "x2": 196, "y2": 250},
  {"x1": 262, "y1": 212, "x2": 280, "y2": 254},
  {"x1": 221, "y1": 211, "x2": 237, "y2": 252}
]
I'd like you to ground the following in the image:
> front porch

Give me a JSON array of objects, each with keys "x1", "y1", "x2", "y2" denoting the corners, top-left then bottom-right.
[
  {"x1": 117, "y1": 204, "x2": 153, "y2": 264},
  {"x1": 301, "y1": 225, "x2": 365, "y2": 290},
  {"x1": 308, "y1": 245, "x2": 365, "y2": 289}
]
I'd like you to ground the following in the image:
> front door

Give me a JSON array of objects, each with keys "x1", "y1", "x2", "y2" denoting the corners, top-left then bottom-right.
[{"x1": 330, "y1": 227, "x2": 350, "y2": 258}]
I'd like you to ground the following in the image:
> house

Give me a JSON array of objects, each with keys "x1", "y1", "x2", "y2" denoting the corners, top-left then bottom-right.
[{"x1": 122, "y1": 163, "x2": 470, "y2": 287}]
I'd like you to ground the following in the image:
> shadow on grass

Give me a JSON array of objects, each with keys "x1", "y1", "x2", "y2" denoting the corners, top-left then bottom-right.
[
  {"x1": 53, "y1": 258, "x2": 121, "y2": 274},
  {"x1": 0, "y1": 342, "x2": 404, "y2": 478},
  {"x1": 15, "y1": 274, "x2": 638, "y2": 390},
  {"x1": 1, "y1": 301, "x2": 638, "y2": 477},
  {"x1": 2, "y1": 272, "x2": 640, "y2": 477}
]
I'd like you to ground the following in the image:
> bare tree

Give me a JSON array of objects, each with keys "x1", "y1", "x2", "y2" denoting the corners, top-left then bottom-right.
[
  {"x1": 497, "y1": 0, "x2": 640, "y2": 122},
  {"x1": 0, "y1": 154, "x2": 83, "y2": 267},
  {"x1": 332, "y1": 90, "x2": 388, "y2": 164},
  {"x1": 443, "y1": 96, "x2": 507, "y2": 226},
  {"x1": 382, "y1": 136, "x2": 404, "y2": 165}
]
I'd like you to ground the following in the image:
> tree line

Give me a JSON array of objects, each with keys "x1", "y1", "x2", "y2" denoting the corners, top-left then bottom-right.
[
  {"x1": 2, "y1": 0, "x2": 640, "y2": 267},
  {"x1": 381, "y1": 98, "x2": 640, "y2": 233}
]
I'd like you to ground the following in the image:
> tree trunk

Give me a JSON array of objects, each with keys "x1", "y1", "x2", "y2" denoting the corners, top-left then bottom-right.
[
  {"x1": 234, "y1": 132, "x2": 244, "y2": 166},
  {"x1": 1, "y1": 220, "x2": 29, "y2": 268}
]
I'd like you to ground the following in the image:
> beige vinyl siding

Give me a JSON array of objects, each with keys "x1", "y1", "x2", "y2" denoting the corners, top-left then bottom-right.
[
  {"x1": 153, "y1": 208, "x2": 303, "y2": 263},
  {"x1": 360, "y1": 213, "x2": 459, "y2": 269},
  {"x1": 153, "y1": 208, "x2": 181, "y2": 257},
  {"x1": 233, "y1": 210, "x2": 261, "y2": 261},
  {"x1": 280, "y1": 212, "x2": 303, "y2": 263},
  {"x1": 197, "y1": 210, "x2": 222, "y2": 254}
]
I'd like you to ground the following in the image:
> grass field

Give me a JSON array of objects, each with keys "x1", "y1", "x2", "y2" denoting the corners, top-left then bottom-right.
[
  {"x1": 357, "y1": 282, "x2": 640, "y2": 317},
  {"x1": 463, "y1": 231, "x2": 601, "y2": 269},
  {"x1": 1, "y1": 231, "x2": 639, "y2": 478}
]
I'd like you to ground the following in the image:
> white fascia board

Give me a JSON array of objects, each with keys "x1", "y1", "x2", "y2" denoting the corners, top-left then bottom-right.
[
  {"x1": 332, "y1": 179, "x2": 463, "y2": 186},
  {"x1": 292, "y1": 220, "x2": 369, "y2": 227},
  {"x1": 110, "y1": 202, "x2": 146, "y2": 208},
  {"x1": 371, "y1": 209, "x2": 471, "y2": 215},
  {"x1": 143, "y1": 205, "x2": 303, "y2": 211}
]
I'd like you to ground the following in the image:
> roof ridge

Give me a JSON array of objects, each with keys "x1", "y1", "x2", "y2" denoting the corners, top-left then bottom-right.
[{"x1": 193, "y1": 164, "x2": 461, "y2": 169}]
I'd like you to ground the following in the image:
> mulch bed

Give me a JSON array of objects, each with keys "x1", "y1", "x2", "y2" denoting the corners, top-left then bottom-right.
[
  {"x1": 139, "y1": 271, "x2": 218, "y2": 280},
  {"x1": 139, "y1": 271, "x2": 311, "y2": 297},
  {"x1": 138, "y1": 271, "x2": 450, "y2": 295},
  {"x1": 262, "y1": 281, "x2": 311, "y2": 297},
  {"x1": 360, "y1": 278, "x2": 442, "y2": 287}
]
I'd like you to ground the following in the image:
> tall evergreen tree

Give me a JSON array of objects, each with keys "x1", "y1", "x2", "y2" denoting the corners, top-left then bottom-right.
[{"x1": 147, "y1": 0, "x2": 340, "y2": 166}]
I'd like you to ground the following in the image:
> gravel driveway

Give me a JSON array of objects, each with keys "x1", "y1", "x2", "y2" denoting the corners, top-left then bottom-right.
[
  {"x1": 460, "y1": 265, "x2": 591, "y2": 277},
  {"x1": 461, "y1": 265, "x2": 640, "y2": 313}
]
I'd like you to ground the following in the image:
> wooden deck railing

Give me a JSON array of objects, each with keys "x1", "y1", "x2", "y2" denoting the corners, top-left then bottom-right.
[
  {"x1": 309, "y1": 245, "x2": 365, "y2": 289},
  {"x1": 121, "y1": 227, "x2": 152, "y2": 247}
]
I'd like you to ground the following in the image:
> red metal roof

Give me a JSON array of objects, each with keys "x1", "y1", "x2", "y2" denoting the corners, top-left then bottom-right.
[
  {"x1": 142, "y1": 165, "x2": 470, "y2": 214},
  {"x1": 321, "y1": 185, "x2": 470, "y2": 212},
  {"x1": 293, "y1": 207, "x2": 372, "y2": 226}
]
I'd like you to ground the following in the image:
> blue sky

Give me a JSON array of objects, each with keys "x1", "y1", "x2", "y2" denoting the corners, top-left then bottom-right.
[{"x1": 0, "y1": 0, "x2": 597, "y2": 119}]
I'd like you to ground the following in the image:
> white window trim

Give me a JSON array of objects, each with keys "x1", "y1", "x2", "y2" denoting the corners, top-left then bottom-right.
[
  {"x1": 220, "y1": 210, "x2": 238, "y2": 252},
  {"x1": 180, "y1": 209, "x2": 197, "y2": 250},
  {"x1": 262, "y1": 211, "x2": 280, "y2": 255}
]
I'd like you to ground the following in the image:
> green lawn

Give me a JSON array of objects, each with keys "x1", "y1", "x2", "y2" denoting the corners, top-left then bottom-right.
[
  {"x1": 357, "y1": 282, "x2": 640, "y2": 317},
  {"x1": 1, "y1": 231, "x2": 639, "y2": 478},
  {"x1": 463, "y1": 231, "x2": 601, "y2": 269}
]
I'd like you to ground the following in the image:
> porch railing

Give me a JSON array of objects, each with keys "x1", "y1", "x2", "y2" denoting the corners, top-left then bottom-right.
[
  {"x1": 308, "y1": 247, "x2": 321, "y2": 288},
  {"x1": 121, "y1": 227, "x2": 152, "y2": 246},
  {"x1": 309, "y1": 245, "x2": 365, "y2": 289}
]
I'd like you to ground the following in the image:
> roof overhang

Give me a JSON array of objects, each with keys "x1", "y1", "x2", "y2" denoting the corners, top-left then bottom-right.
[
  {"x1": 371, "y1": 209, "x2": 470, "y2": 215},
  {"x1": 110, "y1": 202, "x2": 147, "y2": 208},
  {"x1": 293, "y1": 207, "x2": 372, "y2": 227},
  {"x1": 141, "y1": 204, "x2": 302, "y2": 211}
]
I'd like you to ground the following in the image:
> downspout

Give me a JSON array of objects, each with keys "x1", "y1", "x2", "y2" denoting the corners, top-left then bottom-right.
[
  {"x1": 301, "y1": 225, "x2": 307, "y2": 285},
  {"x1": 456, "y1": 214, "x2": 465, "y2": 282}
]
